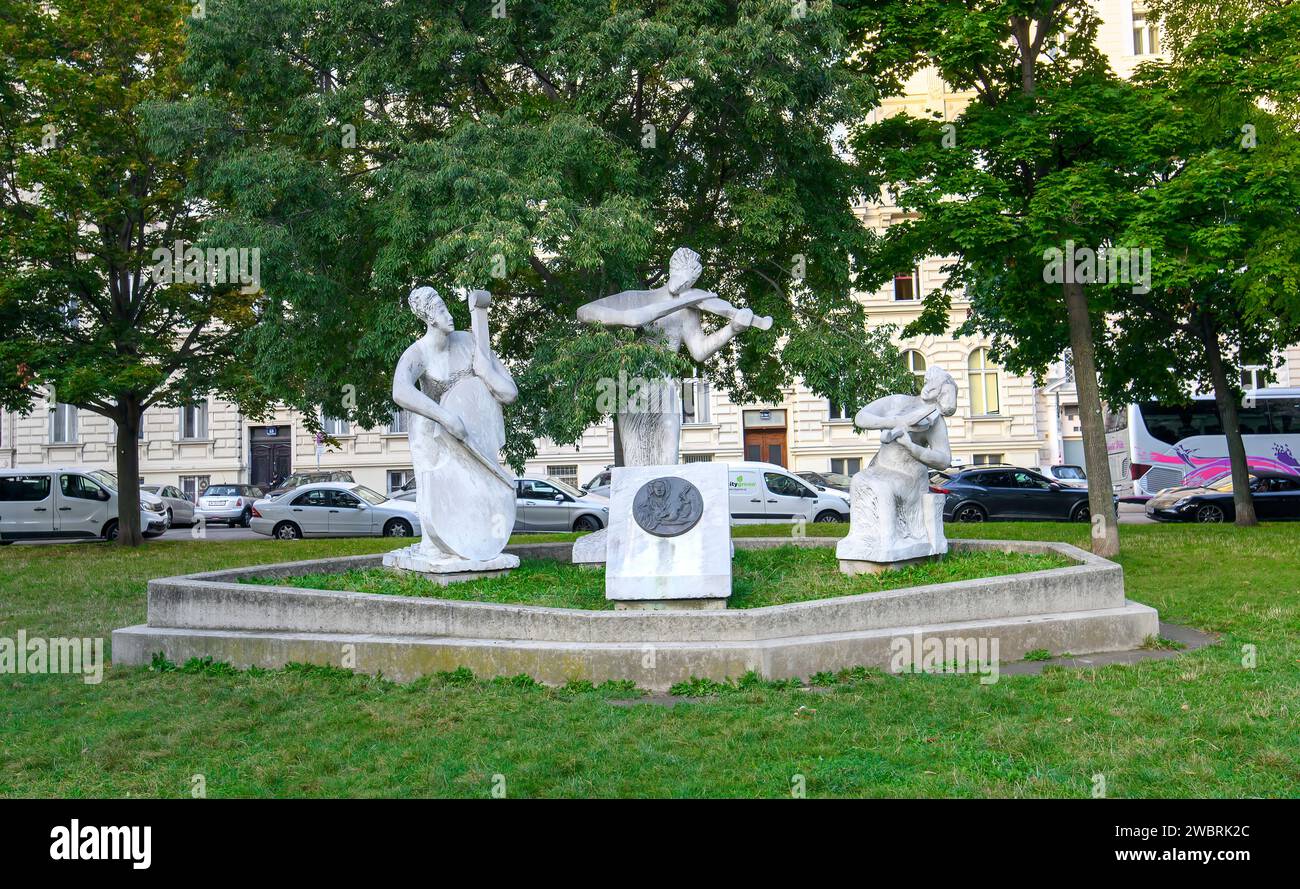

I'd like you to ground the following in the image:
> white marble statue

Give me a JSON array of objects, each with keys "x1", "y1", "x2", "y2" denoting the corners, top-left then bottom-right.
[
  {"x1": 575, "y1": 247, "x2": 772, "y2": 466},
  {"x1": 836, "y1": 366, "x2": 958, "y2": 572},
  {"x1": 572, "y1": 248, "x2": 771, "y2": 565},
  {"x1": 383, "y1": 286, "x2": 520, "y2": 579}
]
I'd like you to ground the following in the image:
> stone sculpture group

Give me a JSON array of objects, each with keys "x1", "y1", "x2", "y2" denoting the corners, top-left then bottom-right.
[{"x1": 388, "y1": 248, "x2": 950, "y2": 591}]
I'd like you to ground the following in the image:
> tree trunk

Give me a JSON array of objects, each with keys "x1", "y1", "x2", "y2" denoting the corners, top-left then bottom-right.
[
  {"x1": 612, "y1": 415, "x2": 624, "y2": 468},
  {"x1": 1063, "y1": 280, "x2": 1120, "y2": 557},
  {"x1": 114, "y1": 400, "x2": 145, "y2": 547},
  {"x1": 1199, "y1": 313, "x2": 1257, "y2": 526}
]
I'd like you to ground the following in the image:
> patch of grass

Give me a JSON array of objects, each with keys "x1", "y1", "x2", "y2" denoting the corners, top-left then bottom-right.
[
  {"x1": 2, "y1": 523, "x2": 1298, "y2": 797},
  {"x1": 1141, "y1": 635, "x2": 1188, "y2": 651},
  {"x1": 1023, "y1": 649, "x2": 1054, "y2": 662},
  {"x1": 250, "y1": 546, "x2": 1070, "y2": 610}
]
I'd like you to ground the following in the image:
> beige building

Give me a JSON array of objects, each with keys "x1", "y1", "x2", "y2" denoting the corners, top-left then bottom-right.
[{"x1": 3, "y1": 2, "x2": 1289, "y2": 496}]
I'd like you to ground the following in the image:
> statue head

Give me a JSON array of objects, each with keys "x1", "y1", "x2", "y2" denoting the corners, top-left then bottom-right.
[
  {"x1": 667, "y1": 247, "x2": 702, "y2": 294},
  {"x1": 408, "y1": 286, "x2": 454, "y2": 333},
  {"x1": 921, "y1": 366, "x2": 958, "y2": 416}
]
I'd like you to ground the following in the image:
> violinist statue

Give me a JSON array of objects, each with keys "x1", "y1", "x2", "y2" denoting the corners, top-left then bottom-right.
[
  {"x1": 383, "y1": 286, "x2": 520, "y2": 579},
  {"x1": 837, "y1": 366, "x2": 958, "y2": 573},
  {"x1": 572, "y1": 247, "x2": 771, "y2": 565}
]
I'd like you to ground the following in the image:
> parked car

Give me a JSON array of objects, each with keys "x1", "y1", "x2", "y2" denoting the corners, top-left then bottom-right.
[
  {"x1": 515, "y1": 477, "x2": 610, "y2": 532},
  {"x1": 937, "y1": 466, "x2": 1101, "y2": 522},
  {"x1": 0, "y1": 467, "x2": 168, "y2": 543},
  {"x1": 1036, "y1": 464, "x2": 1088, "y2": 488},
  {"x1": 249, "y1": 482, "x2": 421, "y2": 539},
  {"x1": 264, "y1": 471, "x2": 354, "y2": 499},
  {"x1": 582, "y1": 469, "x2": 612, "y2": 499},
  {"x1": 795, "y1": 470, "x2": 853, "y2": 493},
  {"x1": 728, "y1": 462, "x2": 850, "y2": 524},
  {"x1": 141, "y1": 483, "x2": 197, "y2": 527},
  {"x1": 393, "y1": 476, "x2": 418, "y2": 502},
  {"x1": 1145, "y1": 471, "x2": 1300, "y2": 523},
  {"x1": 196, "y1": 484, "x2": 266, "y2": 527}
]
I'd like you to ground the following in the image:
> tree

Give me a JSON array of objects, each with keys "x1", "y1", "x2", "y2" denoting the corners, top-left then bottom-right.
[
  {"x1": 161, "y1": 0, "x2": 907, "y2": 467},
  {"x1": 1101, "y1": 3, "x2": 1300, "y2": 525},
  {"x1": 0, "y1": 0, "x2": 267, "y2": 545},
  {"x1": 847, "y1": 0, "x2": 1137, "y2": 556}
]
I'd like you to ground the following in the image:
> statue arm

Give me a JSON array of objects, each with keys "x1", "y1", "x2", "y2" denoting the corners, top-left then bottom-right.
[
  {"x1": 392, "y1": 343, "x2": 465, "y2": 439},
  {"x1": 900, "y1": 421, "x2": 952, "y2": 471},
  {"x1": 576, "y1": 288, "x2": 713, "y2": 329},
  {"x1": 853, "y1": 395, "x2": 913, "y2": 430},
  {"x1": 472, "y1": 347, "x2": 518, "y2": 405},
  {"x1": 679, "y1": 302, "x2": 749, "y2": 362}
]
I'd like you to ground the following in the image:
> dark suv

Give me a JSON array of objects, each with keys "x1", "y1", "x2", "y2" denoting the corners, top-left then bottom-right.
[{"x1": 937, "y1": 467, "x2": 1097, "y2": 522}]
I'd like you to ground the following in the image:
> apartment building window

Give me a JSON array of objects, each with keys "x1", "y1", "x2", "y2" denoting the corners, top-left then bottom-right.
[
  {"x1": 973, "y1": 453, "x2": 1004, "y2": 466},
  {"x1": 546, "y1": 464, "x2": 579, "y2": 487},
  {"x1": 180, "y1": 475, "x2": 210, "y2": 503},
  {"x1": 388, "y1": 469, "x2": 413, "y2": 494},
  {"x1": 180, "y1": 402, "x2": 208, "y2": 440},
  {"x1": 902, "y1": 350, "x2": 927, "y2": 385},
  {"x1": 831, "y1": 457, "x2": 862, "y2": 475},
  {"x1": 683, "y1": 454, "x2": 713, "y2": 463},
  {"x1": 681, "y1": 379, "x2": 711, "y2": 424},
  {"x1": 1241, "y1": 365, "x2": 1268, "y2": 390},
  {"x1": 1133, "y1": 10, "x2": 1159, "y2": 55},
  {"x1": 322, "y1": 415, "x2": 350, "y2": 436},
  {"x1": 389, "y1": 409, "x2": 409, "y2": 434},
  {"x1": 968, "y1": 348, "x2": 1001, "y2": 416},
  {"x1": 893, "y1": 269, "x2": 919, "y2": 301},
  {"x1": 827, "y1": 401, "x2": 852, "y2": 421},
  {"x1": 50, "y1": 402, "x2": 77, "y2": 443}
]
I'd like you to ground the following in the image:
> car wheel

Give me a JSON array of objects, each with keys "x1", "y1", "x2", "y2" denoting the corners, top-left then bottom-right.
[
  {"x1": 240, "y1": 508, "x2": 252, "y2": 528},
  {"x1": 573, "y1": 515, "x2": 602, "y2": 532},
  {"x1": 0, "y1": 540, "x2": 13, "y2": 546},
  {"x1": 165, "y1": 508, "x2": 173, "y2": 526},
  {"x1": 814, "y1": 510, "x2": 843, "y2": 523},
  {"x1": 273, "y1": 521, "x2": 302, "y2": 540},
  {"x1": 1196, "y1": 504, "x2": 1226, "y2": 523},
  {"x1": 383, "y1": 518, "x2": 413, "y2": 538},
  {"x1": 955, "y1": 503, "x2": 987, "y2": 523},
  {"x1": 1070, "y1": 502, "x2": 1091, "y2": 523},
  {"x1": 103, "y1": 520, "x2": 119, "y2": 542}
]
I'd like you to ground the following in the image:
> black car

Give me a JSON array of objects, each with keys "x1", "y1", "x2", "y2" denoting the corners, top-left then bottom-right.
[
  {"x1": 265, "y1": 470, "x2": 355, "y2": 499},
  {"x1": 938, "y1": 467, "x2": 1096, "y2": 522},
  {"x1": 1145, "y1": 471, "x2": 1300, "y2": 523},
  {"x1": 796, "y1": 470, "x2": 853, "y2": 493}
]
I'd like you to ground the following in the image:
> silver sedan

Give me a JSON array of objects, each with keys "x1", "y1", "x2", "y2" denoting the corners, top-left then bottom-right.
[
  {"x1": 250, "y1": 483, "x2": 422, "y2": 540},
  {"x1": 141, "y1": 484, "x2": 197, "y2": 527}
]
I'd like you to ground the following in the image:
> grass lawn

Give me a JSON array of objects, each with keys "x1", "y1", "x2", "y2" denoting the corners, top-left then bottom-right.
[
  {"x1": 1, "y1": 522, "x2": 1297, "y2": 798},
  {"x1": 254, "y1": 546, "x2": 1070, "y2": 610}
]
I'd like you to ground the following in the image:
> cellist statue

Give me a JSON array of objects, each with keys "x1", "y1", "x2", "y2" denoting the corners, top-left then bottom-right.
[{"x1": 384, "y1": 286, "x2": 521, "y2": 578}]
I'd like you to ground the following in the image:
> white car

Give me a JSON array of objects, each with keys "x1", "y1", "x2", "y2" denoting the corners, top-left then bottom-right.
[
  {"x1": 392, "y1": 475, "x2": 610, "y2": 533},
  {"x1": 728, "y1": 461, "x2": 850, "y2": 524},
  {"x1": 249, "y1": 482, "x2": 421, "y2": 540},
  {"x1": 0, "y1": 467, "x2": 168, "y2": 543},
  {"x1": 141, "y1": 483, "x2": 197, "y2": 527},
  {"x1": 196, "y1": 483, "x2": 266, "y2": 527}
]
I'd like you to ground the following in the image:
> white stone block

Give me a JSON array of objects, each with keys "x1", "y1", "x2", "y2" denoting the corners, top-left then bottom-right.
[{"x1": 605, "y1": 462, "x2": 732, "y2": 603}]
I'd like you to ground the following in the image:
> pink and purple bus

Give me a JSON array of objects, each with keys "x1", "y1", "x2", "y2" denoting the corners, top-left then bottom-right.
[{"x1": 1119, "y1": 389, "x2": 1300, "y2": 498}]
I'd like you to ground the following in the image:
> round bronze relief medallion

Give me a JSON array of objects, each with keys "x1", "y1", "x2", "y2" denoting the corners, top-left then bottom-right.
[{"x1": 632, "y1": 477, "x2": 705, "y2": 538}]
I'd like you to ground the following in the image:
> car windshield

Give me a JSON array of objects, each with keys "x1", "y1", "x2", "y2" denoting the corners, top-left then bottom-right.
[
  {"x1": 88, "y1": 470, "x2": 118, "y2": 490},
  {"x1": 1055, "y1": 466, "x2": 1086, "y2": 479},
  {"x1": 819, "y1": 472, "x2": 853, "y2": 487},
  {"x1": 546, "y1": 477, "x2": 587, "y2": 499},
  {"x1": 140, "y1": 485, "x2": 160, "y2": 493},
  {"x1": 205, "y1": 486, "x2": 242, "y2": 497},
  {"x1": 1209, "y1": 474, "x2": 1239, "y2": 492},
  {"x1": 351, "y1": 485, "x2": 388, "y2": 505}
]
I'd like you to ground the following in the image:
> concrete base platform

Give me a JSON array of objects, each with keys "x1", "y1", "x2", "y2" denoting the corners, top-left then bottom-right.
[
  {"x1": 613, "y1": 598, "x2": 728, "y2": 611},
  {"x1": 110, "y1": 538, "x2": 1161, "y2": 691},
  {"x1": 839, "y1": 554, "x2": 943, "y2": 575}
]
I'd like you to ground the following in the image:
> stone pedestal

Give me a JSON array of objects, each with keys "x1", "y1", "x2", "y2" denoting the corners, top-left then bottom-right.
[
  {"x1": 571, "y1": 527, "x2": 607, "y2": 565},
  {"x1": 605, "y1": 462, "x2": 732, "y2": 606},
  {"x1": 836, "y1": 492, "x2": 948, "y2": 573},
  {"x1": 382, "y1": 544, "x2": 518, "y2": 586}
]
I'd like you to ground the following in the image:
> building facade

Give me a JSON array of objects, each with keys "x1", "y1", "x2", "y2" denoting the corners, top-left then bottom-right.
[{"x1": 3, "y1": 2, "x2": 1292, "y2": 497}]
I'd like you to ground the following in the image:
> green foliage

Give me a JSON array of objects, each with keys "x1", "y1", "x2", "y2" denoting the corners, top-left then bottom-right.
[{"x1": 165, "y1": 0, "x2": 889, "y2": 460}]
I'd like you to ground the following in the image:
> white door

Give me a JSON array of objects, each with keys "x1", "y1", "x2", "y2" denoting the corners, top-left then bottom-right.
[
  {"x1": 285, "y1": 489, "x2": 332, "y2": 535},
  {"x1": 728, "y1": 470, "x2": 767, "y2": 524},
  {"x1": 57, "y1": 473, "x2": 110, "y2": 537},
  {"x1": 327, "y1": 490, "x2": 374, "y2": 536},
  {"x1": 0, "y1": 474, "x2": 56, "y2": 539},
  {"x1": 761, "y1": 471, "x2": 816, "y2": 523}
]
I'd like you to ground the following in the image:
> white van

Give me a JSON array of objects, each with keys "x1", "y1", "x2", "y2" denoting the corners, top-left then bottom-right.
[
  {"x1": 0, "y1": 467, "x2": 169, "y2": 544},
  {"x1": 727, "y1": 461, "x2": 850, "y2": 525}
]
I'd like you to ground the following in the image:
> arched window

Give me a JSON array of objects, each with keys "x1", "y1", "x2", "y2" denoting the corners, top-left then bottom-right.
[
  {"x1": 901, "y1": 350, "x2": 927, "y2": 386},
  {"x1": 968, "y1": 348, "x2": 1000, "y2": 416}
]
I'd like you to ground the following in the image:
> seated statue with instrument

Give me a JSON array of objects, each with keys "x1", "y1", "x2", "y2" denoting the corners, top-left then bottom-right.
[{"x1": 837, "y1": 366, "x2": 958, "y2": 572}]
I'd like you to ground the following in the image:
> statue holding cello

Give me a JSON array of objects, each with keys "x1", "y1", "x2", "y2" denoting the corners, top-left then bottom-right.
[{"x1": 384, "y1": 286, "x2": 520, "y2": 579}]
